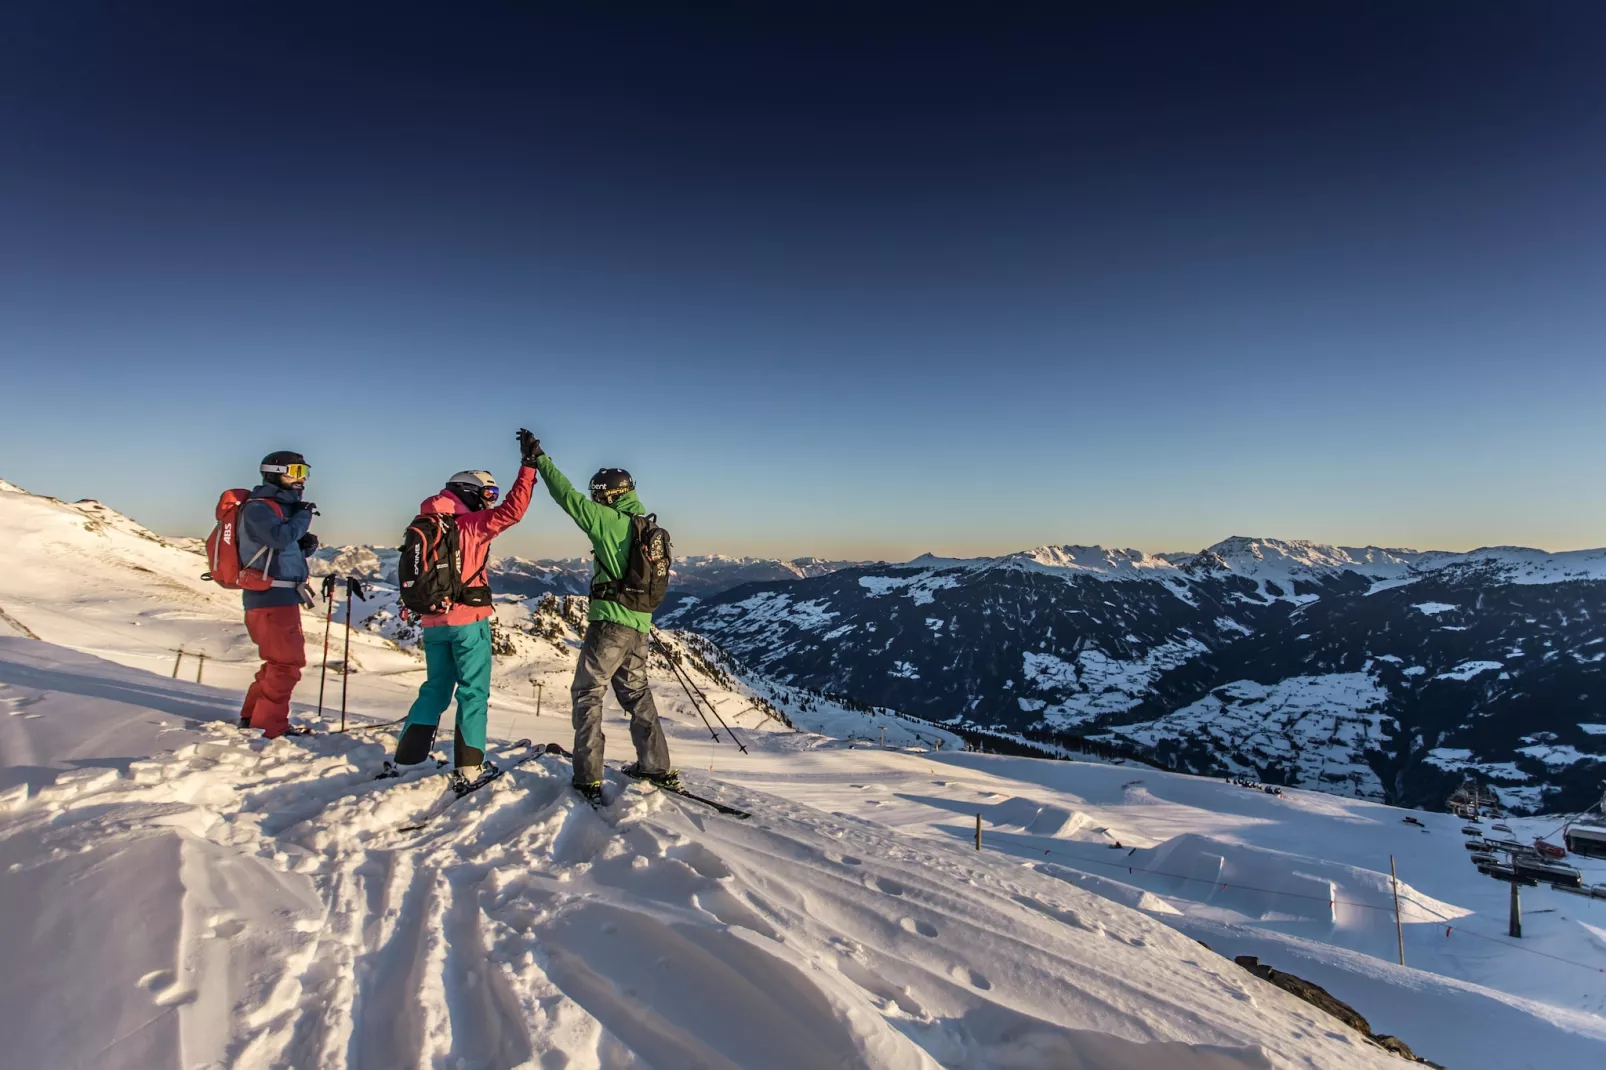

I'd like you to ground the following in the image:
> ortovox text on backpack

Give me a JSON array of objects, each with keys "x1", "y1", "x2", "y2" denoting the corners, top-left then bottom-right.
[
  {"x1": 398, "y1": 513, "x2": 493, "y2": 617},
  {"x1": 591, "y1": 513, "x2": 672, "y2": 613},
  {"x1": 203, "y1": 489, "x2": 285, "y2": 591}
]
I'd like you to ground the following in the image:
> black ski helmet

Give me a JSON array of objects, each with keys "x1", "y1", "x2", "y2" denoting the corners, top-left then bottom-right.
[
  {"x1": 260, "y1": 450, "x2": 309, "y2": 487},
  {"x1": 589, "y1": 468, "x2": 634, "y2": 504}
]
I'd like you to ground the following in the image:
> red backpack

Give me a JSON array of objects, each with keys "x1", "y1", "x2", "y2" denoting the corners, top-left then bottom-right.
[{"x1": 203, "y1": 489, "x2": 284, "y2": 591}]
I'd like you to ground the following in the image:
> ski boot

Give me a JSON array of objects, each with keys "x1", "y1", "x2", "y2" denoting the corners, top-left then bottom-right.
[
  {"x1": 621, "y1": 762, "x2": 684, "y2": 792},
  {"x1": 574, "y1": 780, "x2": 605, "y2": 808},
  {"x1": 449, "y1": 761, "x2": 501, "y2": 796}
]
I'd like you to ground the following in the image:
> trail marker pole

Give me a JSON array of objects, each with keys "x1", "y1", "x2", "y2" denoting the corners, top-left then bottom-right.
[
  {"x1": 1509, "y1": 881, "x2": 1523, "y2": 939},
  {"x1": 172, "y1": 649, "x2": 184, "y2": 678},
  {"x1": 1390, "y1": 855, "x2": 1405, "y2": 966},
  {"x1": 975, "y1": 814, "x2": 983, "y2": 851},
  {"x1": 195, "y1": 653, "x2": 206, "y2": 684},
  {"x1": 532, "y1": 679, "x2": 543, "y2": 717}
]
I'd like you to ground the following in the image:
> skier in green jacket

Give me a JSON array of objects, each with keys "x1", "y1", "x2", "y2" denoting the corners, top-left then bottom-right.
[{"x1": 522, "y1": 432, "x2": 678, "y2": 805}]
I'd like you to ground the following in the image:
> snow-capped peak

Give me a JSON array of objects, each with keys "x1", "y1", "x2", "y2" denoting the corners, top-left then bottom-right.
[
  {"x1": 1182, "y1": 537, "x2": 1423, "y2": 582},
  {"x1": 998, "y1": 544, "x2": 1183, "y2": 579}
]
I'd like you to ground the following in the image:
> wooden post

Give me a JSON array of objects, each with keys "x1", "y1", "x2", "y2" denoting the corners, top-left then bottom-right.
[
  {"x1": 975, "y1": 813, "x2": 982, "y2": 851},
  {"x1": 171, "y1": 649, "x2": 184, "y2": 678},
  {"x1": 195, "y1": 653, "x2": 206, "y2": 684},
  {"x1": 1389, "y1": 855, "x2": 1405, "y2": 966},
  {"x1": 1509, "y1": 880, "x2": 1522, "y2": 939},
  {"x1": 880, "y1": 727, "x2": 886, "y2": 748},
  {"x1": 533, "y1": 679, "x2": 543, "y2": 718}
]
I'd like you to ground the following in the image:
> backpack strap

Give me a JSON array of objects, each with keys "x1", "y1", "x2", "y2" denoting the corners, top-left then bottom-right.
[
  {"x1": 590, "y1": 513, "x2": 651, "y2": 603},
  {"x1": 240, "y1": 497, "x2": 292, "y2": 580}
]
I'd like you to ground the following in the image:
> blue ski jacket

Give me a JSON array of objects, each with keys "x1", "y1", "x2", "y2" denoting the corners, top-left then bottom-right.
[{"x1": 237, "y1": 483, "x2": 314, "y2": 609}]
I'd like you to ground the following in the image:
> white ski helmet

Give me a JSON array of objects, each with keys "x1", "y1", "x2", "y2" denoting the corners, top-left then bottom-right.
[{"x1": 445, "y1": 470, "x2": 499, "y2": 510}]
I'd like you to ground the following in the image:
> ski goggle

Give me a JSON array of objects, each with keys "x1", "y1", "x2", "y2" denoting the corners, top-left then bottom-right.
[
  {"x1": 480, "y1": 485, "x2": 500, "y2": 503},
  {"x1": 262, "y1": 463, "x2": 311, "y2": 481}
]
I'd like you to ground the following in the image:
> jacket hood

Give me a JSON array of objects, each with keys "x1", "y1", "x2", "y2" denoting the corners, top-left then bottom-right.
[
  {"x1": 609, "y1": 491, "x2": 645, "y2": 517},
  {"x1": 420, "y1": 487, "x2": 471, "y2": 516}
]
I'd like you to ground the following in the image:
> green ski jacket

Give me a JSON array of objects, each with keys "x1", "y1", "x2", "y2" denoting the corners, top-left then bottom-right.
[{"x1": 535, "y1": 455, "x2": 654, "y2": 633}]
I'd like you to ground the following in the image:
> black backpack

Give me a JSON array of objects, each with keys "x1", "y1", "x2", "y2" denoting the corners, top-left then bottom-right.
[
  {"x1": 590, "y1": 513, "x2": 672, "y2": 613},
  {"x1": 398, "y1": 513, "x2": 492, "y2": 616}
]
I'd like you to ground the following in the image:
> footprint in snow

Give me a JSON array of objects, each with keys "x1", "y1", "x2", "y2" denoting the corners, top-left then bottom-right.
[
  {"x1": 875, "y1": 876, "x2": 905, "y2": 896},
  {"x1": 947, "y1": 964, "x2": 991, "y2": 990},
  {"x1": 899, "y1": 917, "x2": 938, "y2": 938}
]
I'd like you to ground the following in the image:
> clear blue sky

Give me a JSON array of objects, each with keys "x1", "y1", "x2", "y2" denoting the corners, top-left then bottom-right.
[{"x1": 2, "y1": 3, "x2": 1603, "y2": 560}]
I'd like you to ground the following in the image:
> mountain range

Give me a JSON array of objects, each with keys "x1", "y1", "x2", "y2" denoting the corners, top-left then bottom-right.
[{"x1": 665, "y1": 537, "x2": 1606, "y2": 814}]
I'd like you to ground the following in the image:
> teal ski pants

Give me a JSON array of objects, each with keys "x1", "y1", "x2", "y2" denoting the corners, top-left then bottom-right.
[{"x1": 402, "y1": 619, "x2": 492, "y2": 767}]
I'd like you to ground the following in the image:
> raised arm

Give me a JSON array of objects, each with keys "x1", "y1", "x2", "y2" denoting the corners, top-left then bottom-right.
[
  {"x1": 535, "y1": 454, "x2": 610, "y2": 540},
  {"x1": 463, "y1": 464, "x2": 536, "y2": 538}
]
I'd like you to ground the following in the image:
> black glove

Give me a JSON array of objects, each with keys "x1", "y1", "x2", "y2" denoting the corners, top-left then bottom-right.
[
  {"x1": 292, "y1": 501, "x2": 319, "y2": 516},
  {"x1": 320, "y1": 574, "x2": 339, "y2": 601},
  {"x1": 346, "y1": 576, "x2": 367, "y2": 601},
  {"x1": 517, "y1": 428, "x2": 544, "y2": 467},
  {"x1": 298, "y1": 533, "x2": 320, "y2": 555}
]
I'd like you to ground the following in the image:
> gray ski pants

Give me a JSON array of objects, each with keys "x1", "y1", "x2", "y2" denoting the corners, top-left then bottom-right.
[{"x1": 570, "y1": 620, "x2": 671, "y2": 784}]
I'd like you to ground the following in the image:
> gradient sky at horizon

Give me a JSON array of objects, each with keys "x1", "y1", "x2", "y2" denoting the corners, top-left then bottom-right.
[{"x1": 2, "y1": 3, "x2": 1604, "y2": 561}]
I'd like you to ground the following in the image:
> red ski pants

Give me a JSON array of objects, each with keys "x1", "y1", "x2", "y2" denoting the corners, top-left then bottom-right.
[{"x1": 241, "y1": 605, "x2": 306, "y2": 738}]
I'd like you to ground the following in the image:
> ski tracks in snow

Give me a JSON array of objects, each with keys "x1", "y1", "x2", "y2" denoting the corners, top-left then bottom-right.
[{"x1": 2, "y1": 725, "x2": 1405, "y2": 1069}]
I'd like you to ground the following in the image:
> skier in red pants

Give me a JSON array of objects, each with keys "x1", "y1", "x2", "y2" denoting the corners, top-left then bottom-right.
[{"x1": 236, "y1": 451, "x2": 319, "y2": 737}]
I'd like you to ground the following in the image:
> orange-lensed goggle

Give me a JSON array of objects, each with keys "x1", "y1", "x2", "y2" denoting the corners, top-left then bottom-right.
[{"x1": 262, "y1": 463, "x2": 311, "y2": 481}]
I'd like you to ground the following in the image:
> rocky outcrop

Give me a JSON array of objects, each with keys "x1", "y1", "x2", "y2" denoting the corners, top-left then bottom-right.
[{"x1": 1233, "y1": 956, "x2": 1443, "y2": 1067}]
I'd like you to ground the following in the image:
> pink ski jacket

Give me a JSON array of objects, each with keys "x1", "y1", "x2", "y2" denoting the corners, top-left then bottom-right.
[{"x1": 415, "y1": 465, "x2": 536, "y2": 627}]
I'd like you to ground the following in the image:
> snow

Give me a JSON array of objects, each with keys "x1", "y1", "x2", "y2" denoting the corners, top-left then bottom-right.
[
  {"x1": 1102, "y1": 673, "x2": 1393, "y2": 796},
  {"x1": 1581, "y1": 724, "x2": 1606, "y2": 736},
  {"x1": 1022, "y1": 640, "x2": 1210, "y2": 728},
  {"x1": 994, "y1": 544, "x2": 1182, "y2": 581},
  {"x1": 3, "y1": 636, "x2": 1426, "y2": 1070},
  {"x1": 1411, "y1": 602, "x2": 1458, "y2": 616},
  {"x1": 1433, "y1": 660, "x2": 1504, "y2": 682},
  {"x1": 1516, "y1": 743, "x2": 1603, "y2": 768},
  {"x1": 5, "y1": 479, "x2": 1606, "y2": 1070},
  {"x1": 715, "y1": 590, "x2": 840, "y2": 632},
  {"x1": 857, "y1": 571, "x2": 962, "y2": 606}
]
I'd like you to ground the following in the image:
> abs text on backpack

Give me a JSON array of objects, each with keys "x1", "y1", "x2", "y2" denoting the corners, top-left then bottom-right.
[
  {"x1": 591, "y1": 514, "x2": 672, "y2": 613},
  {"x1": 203, "y1": 489, "x2": 284, "y2": 591},
  {"x1": 398, "y1": 513, "x2": 493, "y2": 616}
]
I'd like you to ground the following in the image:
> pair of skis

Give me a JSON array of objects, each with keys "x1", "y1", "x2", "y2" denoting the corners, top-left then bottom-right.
[
  {"x1": 388, "y1": 739, "x2": 750, "y2": 834},
  {"x1": 389, "y1": 737, "x2": 535, "y2": 833},
  {"x1": 543, "y1": 742, "x2": 752, "y2": 819}
]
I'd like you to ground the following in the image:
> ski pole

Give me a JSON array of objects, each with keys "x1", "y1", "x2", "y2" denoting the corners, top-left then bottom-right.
[
  {"x1": 657, "y1": 631, "x2": 749, "y2": 754},
  {"x1": 340, "y1": 577, "x2": 367, "y2": 731},
  {"x1": 315, "y1": 574, "x2": 339, "y2": 719},
  {"x1": 649, "y1": 634, "x2": 721, "y2": 742}
]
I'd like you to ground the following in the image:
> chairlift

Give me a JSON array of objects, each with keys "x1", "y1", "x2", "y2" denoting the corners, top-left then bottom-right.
[
  {"x1": 1511, "y1": 855, "x2": 1583, "y2": 889},
  {"x1": 1491, "y1": 823, "x2": 1514, "y2": 835},
  {"x1": 1464, "y1": 839, "x2": 1491, "y2": 851},
  {"x1": 1532, "y1": 839, "x2": 1567, "y2": 861},
  {"x1": 1469, "y1": 852, "x2": 1499, "y2": 866},
  {"x1": 1476, "y1": 861, "x2": 1538, "y2": 886},
  {"x1": 1462, "y1": 826, "x2": 1483, "y2": 836}
]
